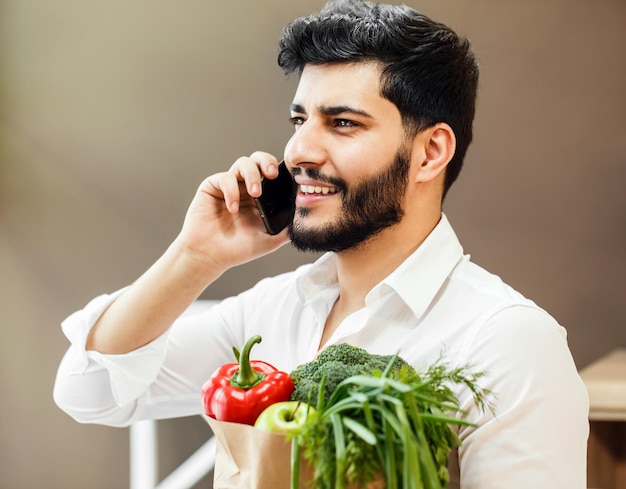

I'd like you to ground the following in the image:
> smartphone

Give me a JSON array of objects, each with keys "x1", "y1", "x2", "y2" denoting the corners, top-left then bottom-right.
[{"x1": 254, "y1": 161, "x2": 297, "y2": 235}]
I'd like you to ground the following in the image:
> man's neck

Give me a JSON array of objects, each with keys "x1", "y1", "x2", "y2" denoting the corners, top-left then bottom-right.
[
  {"x1": 336, "y1": 210, "x2": 441, "y2": 310},
  {"x1": 317, "y1": 211, "x2": 441, "y2": 349}
]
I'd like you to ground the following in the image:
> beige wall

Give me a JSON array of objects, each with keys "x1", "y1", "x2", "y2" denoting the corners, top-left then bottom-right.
[{"x1": 1, "y1": 1, "x2": 624, "y2": 488}]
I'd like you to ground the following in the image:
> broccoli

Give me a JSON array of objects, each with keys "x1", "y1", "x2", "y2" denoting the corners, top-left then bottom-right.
[{"x1": 289, "y1": 343, "x2": 415, "y2": 405}]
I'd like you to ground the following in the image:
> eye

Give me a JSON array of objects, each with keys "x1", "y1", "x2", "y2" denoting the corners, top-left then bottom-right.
[
  {"x1": 334, "y1": 119, "x2": 358, "y2": 128},
  {"x1": 289, "y1": 116, "x2": 305, "y2": 127}
]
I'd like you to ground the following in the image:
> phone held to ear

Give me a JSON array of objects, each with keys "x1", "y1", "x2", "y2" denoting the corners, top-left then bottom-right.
[{"x1": 253, "y1": 161, "x2": 297, "y2": 235}]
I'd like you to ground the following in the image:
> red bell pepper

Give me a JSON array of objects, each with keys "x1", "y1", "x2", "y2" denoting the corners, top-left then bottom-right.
[{"x1": 201, "y1": 335, "x2": 294, "y2": 425}]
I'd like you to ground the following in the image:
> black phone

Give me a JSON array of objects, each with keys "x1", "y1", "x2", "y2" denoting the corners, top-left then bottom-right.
[{"x1": 253, "y1": 161, "x2": 297, "y2": 235}]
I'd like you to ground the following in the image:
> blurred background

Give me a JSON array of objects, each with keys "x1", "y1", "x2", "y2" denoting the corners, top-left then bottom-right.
[{"x1": 0, "y1": 0, "x2": 624, "y2": 488}]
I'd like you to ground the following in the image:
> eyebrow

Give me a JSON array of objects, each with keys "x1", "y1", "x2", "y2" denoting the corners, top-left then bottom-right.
[{"x1": 290, "y1": 103, "x2": 374, "y2": 119}]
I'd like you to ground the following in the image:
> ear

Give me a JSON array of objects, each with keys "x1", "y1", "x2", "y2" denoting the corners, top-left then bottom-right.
[{"x1": 411, "y1": 123, "x2": 456, "y2": 183}]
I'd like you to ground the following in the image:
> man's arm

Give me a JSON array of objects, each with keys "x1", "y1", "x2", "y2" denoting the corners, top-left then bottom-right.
[{"x1": 85, "y1": 151, "x2": 289, "y2": 354}]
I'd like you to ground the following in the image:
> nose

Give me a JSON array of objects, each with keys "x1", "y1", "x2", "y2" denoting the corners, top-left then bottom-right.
[{"x1": 284, "y1": 119, "x2": 328, "y2": 171}]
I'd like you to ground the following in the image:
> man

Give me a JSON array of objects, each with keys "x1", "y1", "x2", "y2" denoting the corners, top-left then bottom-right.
[{"x1": 54, "y1": 1, "x2": 589, "y2": 487}]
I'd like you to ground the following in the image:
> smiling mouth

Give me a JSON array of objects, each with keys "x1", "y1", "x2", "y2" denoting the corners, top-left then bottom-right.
[{"x1": 299, "y1": 185, "x2": 339, "y2": 195}]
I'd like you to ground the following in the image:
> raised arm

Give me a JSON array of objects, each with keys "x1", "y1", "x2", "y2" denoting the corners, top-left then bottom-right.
[{"x1": 85, "y1": 152, "x2": 289, "y2": 354}]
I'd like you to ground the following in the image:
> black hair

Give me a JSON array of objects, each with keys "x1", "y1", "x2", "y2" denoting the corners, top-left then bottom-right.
[{"x1": 278, "y1": 0, "x2": 479, "y2": 198}]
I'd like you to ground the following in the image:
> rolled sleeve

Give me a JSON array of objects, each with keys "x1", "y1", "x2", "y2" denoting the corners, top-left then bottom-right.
[
  {"x1": 60, "y1": 288, "x2": 126, "y2": 373},
  {"x1": 54, "y1": 288, "x2": 172, "y2": 422},
  {"x1": 87, "y1": 334, "x2": 171, "y2": 406}
]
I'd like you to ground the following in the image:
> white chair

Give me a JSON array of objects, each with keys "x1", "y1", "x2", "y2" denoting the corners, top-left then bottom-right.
[{"x1": 129, "y1": 300, "x2": 219, "y2": 489}]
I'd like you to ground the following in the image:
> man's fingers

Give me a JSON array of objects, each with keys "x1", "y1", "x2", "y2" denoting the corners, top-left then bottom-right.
[
  {"x1": 250, "y1": 151, "x2": 280, "y2": 180},
  {"x1": 203, "y1": 172, "x2": 241, "y2": 213},
  {"x1": 230, "y1": 153, "x2": 280, "y2": 198},
  {"x1": 202, "y1": 153, "x2": 280, "y2": 215}
]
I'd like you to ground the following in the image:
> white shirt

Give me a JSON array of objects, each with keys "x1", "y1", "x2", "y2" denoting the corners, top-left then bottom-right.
[{"x1": 54, "y1": 214, "x2": 589, "y2": 488}]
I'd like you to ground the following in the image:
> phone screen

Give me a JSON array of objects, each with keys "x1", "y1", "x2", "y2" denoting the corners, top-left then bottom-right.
[{"x1": 253, "y1": 162, "x2": 296, "y2": 235}]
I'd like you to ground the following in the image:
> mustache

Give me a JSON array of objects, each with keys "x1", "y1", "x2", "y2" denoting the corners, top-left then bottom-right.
[{"x1": 291, "y1": 167, "x2": 347, "y2": 192}]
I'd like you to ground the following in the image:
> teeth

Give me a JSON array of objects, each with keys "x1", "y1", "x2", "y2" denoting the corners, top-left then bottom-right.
[{"x1": 300, "y1": 185, "x2": 337, "y2": 195}]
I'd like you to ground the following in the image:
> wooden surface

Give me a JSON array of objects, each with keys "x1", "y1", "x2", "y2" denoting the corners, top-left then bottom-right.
[
  {"x1": 581, "y1": 349, "x2": 626, "y2": 421},
  {"x1": 581, "y1": 349, "x2": 626, "y2": 489}
]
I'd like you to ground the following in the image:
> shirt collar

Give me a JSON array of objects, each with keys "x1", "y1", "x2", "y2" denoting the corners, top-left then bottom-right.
[
  {"x1": 296, "y1": 251, "x2": 338, "y2": 305},
  {"x1": 373, "y1": 213, "x2": 464, "y2": 320},
  {"x1": 296, "y1": 213, "x2": 464, "y2": 319}
]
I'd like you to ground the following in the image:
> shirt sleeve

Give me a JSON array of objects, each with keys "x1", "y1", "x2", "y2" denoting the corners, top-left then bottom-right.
[
  {"x1": 52, "y1": 288, "x2": 171, "y2": 425},
  {"x1": 456, "y1": 305, "x2": 589, "y2": 489},
  {"x1": 53, "y1": 290, "x2": 236, "y2": 427}
]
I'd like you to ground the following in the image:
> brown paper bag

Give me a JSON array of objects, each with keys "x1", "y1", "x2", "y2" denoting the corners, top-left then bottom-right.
[
  {"x1": 206, "y1": 417, "x2": 383, "y2": 489},
  {"x1": 207, "y1": 417, "x2": 310, "y2": 489}
]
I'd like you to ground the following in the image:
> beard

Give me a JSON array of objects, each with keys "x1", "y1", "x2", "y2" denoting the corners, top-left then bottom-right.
[{"x1": 288, "y1": 145, "x2": 411, "y2": 253}]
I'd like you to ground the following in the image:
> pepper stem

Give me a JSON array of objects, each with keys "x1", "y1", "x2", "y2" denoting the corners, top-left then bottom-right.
[{"x1": 231, "y1": 335, "x2": 264, "y2": 389}]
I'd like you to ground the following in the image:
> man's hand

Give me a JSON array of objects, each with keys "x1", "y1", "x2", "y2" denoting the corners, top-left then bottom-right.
[{"x1": 176, "y1": 151, "x2": 290, "y2": 274}]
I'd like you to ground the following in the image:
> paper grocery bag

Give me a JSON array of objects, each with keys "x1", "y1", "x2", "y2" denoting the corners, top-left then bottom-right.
[
  {"x1": 206, "y1": 417, "x2": 384, "y2": 489},
  {"x1": 207, "y1": 416, "x2": 311, "y2": 489}
]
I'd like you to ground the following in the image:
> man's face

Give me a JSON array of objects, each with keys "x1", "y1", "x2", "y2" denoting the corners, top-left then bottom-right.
[{"x1": 284, "y1": 62, "x2": 411, "y2": 252}]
